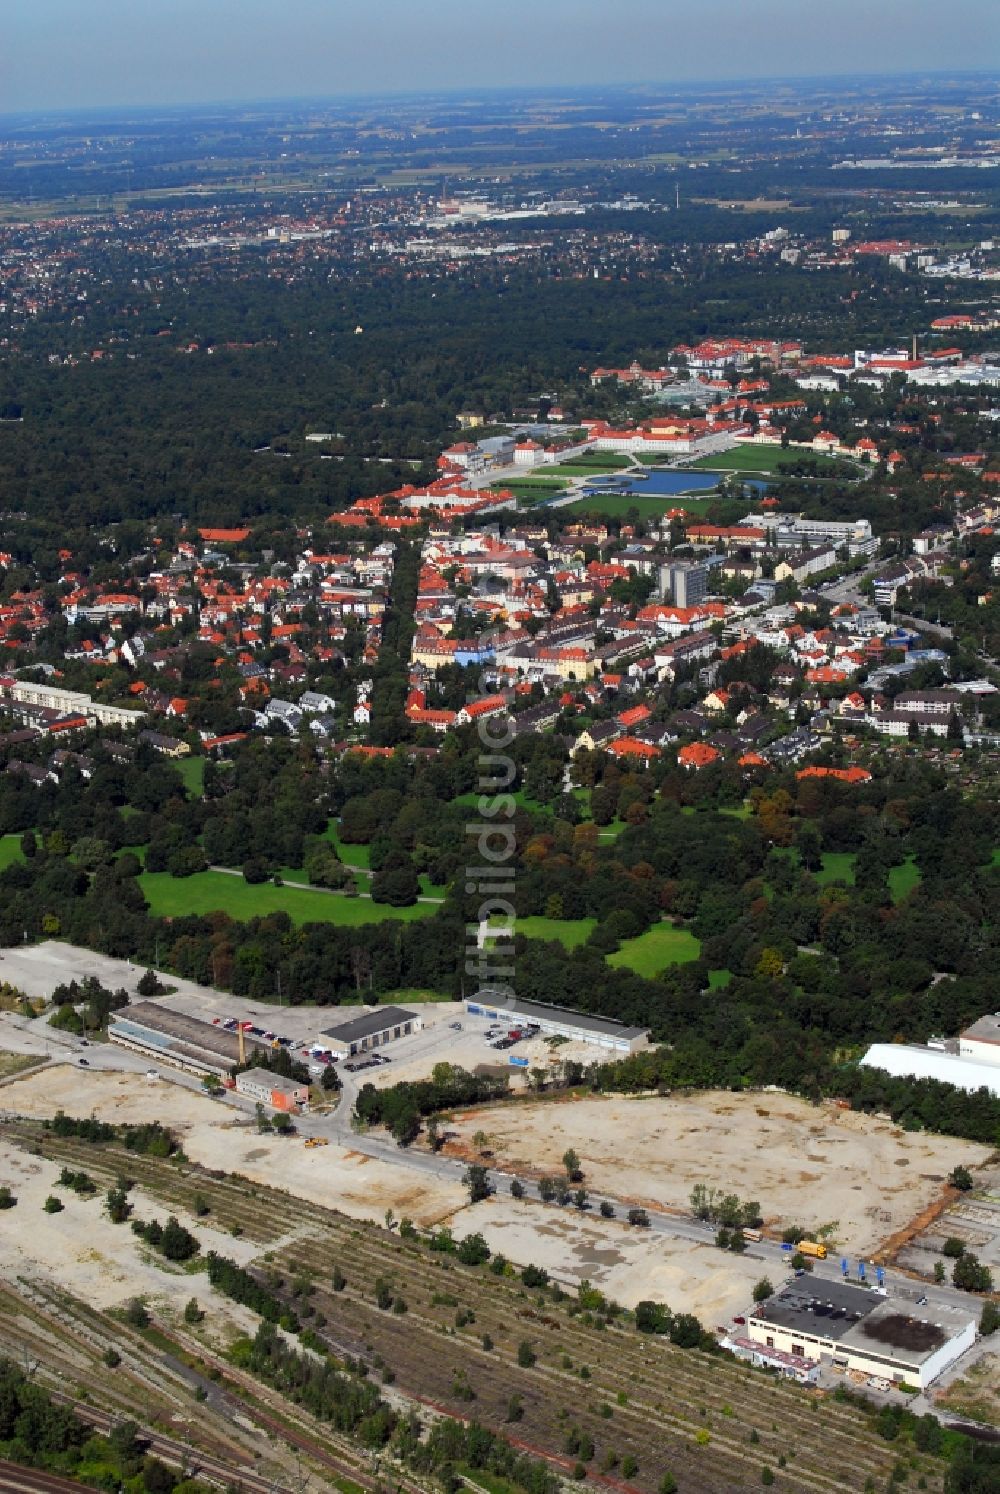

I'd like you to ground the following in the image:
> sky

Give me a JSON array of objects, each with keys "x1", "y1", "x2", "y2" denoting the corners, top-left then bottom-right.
[{"x1": 2, "y1": 0, "x2": 998, "y2": 113}]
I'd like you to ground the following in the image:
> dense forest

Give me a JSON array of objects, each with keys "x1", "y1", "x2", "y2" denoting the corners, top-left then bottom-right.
[{"x1": 0, "y1": 252, "x2": 971, "y2": 534}]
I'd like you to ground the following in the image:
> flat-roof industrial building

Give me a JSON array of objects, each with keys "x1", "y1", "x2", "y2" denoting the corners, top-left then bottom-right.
[
  {"x1": 319, "y1": 1006, "x2": 422, "y2": 1060},
  {"x1": 467, "y1": 992, "x2": 649, "y2": 1054},
  {"x1": 109, "y1": 1001, "x2": 263, "y2": 1078},
  {"x1": 863, "y1": 1008, "x2": 1000, "y2": 1095},
  {"x1": 747, "y1": 1278, "x2": 975, "y2": 1390}
]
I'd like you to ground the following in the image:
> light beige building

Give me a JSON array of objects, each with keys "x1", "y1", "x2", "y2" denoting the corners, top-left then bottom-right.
[
  {"x1": 0, "y1": 678, "x2": 145, "y2": 728},
  {"x1": 747, "y1": 1278, "x2": 975, "y2": 1391}
]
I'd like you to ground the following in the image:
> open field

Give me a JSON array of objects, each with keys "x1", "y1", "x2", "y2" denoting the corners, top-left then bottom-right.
[
  {"x1": 176, "y1": 755, "x2": 205, "y2": 797},
  {"x1": 0, "y1": 832, "x2": 26, "y2": 869},
  {"x1": 608, "y1": 923, "x2": 702, "y2": 976},
  {"x1": 563, "y1": 490, "x2": 754, "y2": 520},
  {"x1": 688, "y1": 447, "x2": 849, "y2": 475},
  {"x1": 325, "y1": 824, "x2": 372, "y2": 867},
  {"x1": 448, "y1": 1092, "x2": 991, "y2": 1256},
  {"x1": 0, "y1": 1134, "x2": 262, "y2": 1316},
  {"x1": 814, "y1": 851, "x2": 856, "y2": 886},
  {"x1": 888, "y1": 855, "x2": 922, "y2": 901},
  {"x1": 139, "y1": 868, "x2": 433, "y2": 924},
  {"x1": 509, "y1": 915, "x2": 597, "y2": 948}
]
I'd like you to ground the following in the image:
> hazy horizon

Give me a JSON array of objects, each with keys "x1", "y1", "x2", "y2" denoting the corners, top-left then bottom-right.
[{"x1": 3, "y1": 0, "x2": 999, "y2": 114}]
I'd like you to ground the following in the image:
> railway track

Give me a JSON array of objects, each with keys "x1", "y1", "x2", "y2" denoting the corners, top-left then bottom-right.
[
  {"x1": 60, "y1": 1400, "x2": 290, "y2": 1494},
  {"x1": 0, "y1": 1460, "x2": 89, "y2": 1494},
  {"x1": 153, "y1": 1325, "x2": 435, "y2": 1494}
]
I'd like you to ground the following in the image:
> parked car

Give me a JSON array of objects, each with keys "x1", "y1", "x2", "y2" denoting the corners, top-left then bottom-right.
[
  {"x1": 78, "y1": 1058, "x2": 89, "y2": 1066},
  {"x1": 449, "y1": 1021, "x2": 462, "y2": 1031}
]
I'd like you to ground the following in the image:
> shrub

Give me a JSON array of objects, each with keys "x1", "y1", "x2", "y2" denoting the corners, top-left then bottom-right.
[
  {"x1": 517, "y1": 1340, "x2": 537, "y2": 1367},
  {"x1": 0, "y1": 1186, "x2": 17, "y2": 1209},
  {"x1": 621, "y1": 1455, "x2": 638, "y2": 1477},
  {"x1": 43, "y1": 1195, "x2": 63, "y2": 1213},
  {"x1": 124, "y1": 1297, "x2": 150, "y2": 1328},
  {"x1": 942, "y1": 1237, "x2": 966, "y2": 1258}
]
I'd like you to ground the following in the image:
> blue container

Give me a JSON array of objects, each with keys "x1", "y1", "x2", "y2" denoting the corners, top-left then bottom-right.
[{"x1": 509, "y1": 1055, "x2": 529, "y2": 1068}]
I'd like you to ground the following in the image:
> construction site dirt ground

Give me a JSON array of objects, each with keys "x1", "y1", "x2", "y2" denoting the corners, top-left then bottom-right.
[
  {"x1": 446, "y1": 1091, "x2": 993, "y2": 1255},
  {"x1": 0, "y1": 1134, "x2": 262, "y2": 1333},
  {"x1": 457, "y1": 1193, "x2": 765, "y2": 1321},
  {"x1": 4, "y1": 1065, "x2": 992, "y2": 1324},
  {"x1": 1, "y1": 1064, "x2": 468, "y2": 1229}
]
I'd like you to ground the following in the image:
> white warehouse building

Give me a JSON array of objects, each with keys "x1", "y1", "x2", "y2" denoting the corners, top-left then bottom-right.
[
  {"x1": 747, "y1": 1278, "x2": 976, "y2": 1391},
  {"x1": 862, "y1": 1012, "x2": 1000, "y2": 1096}
]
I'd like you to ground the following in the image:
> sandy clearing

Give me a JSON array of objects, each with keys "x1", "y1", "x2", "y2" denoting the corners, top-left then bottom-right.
[
  {"x1": 0, "y1": 1137, "x2": 259, "y2": 1330},
  {"x1": 1, "y1": 1062, "x2": 229, "y2": 1128},
  {"x1": 2, "y1": 1064, "x2": 466, "y2": 1230},
  {"x1": 183, "y1": 1127, "x2": 467, "y2": 1229},
  {"x1": 448, "y1": 1091, "x2": 992, "y2": 1254},
  {"x1": 457, "y1": 1195, "x2": 763, "y2": 1322}
]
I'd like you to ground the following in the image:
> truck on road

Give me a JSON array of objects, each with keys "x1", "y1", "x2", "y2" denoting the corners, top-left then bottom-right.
[{"x1": 798, "y1": 1239, "x2": 827, "y2": 1259}]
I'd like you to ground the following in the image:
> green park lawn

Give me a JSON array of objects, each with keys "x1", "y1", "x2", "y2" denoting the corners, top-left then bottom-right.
[
  {"x1": 548, "y1": 460, "x2": 632, "y2": 476},
  {"x1": 324, "y1": 825, "x2": 371, "y2": 868},
  {"x1": 687, "y1": 446, "x2": 848, "y2": 476},
  {"x1": 814, "y1": 851, "x2": 857, "y2": 887},
  {"x1": 888, "y1": 856, "x2": 922, "y2": 903},
  {"x1": 176, "y1": 756, "x2": 205, "y2": 797},
  {"x1": 563, "y1": 489, "x2": 753, "y2": 520},
  {"x1": 483, "y1": 916, "x2": 597, "y2": 950},
  {"x1": 0, "y1": 833, "x2": 26, "y2": 869},
  {"x1": 608, "y1": 923, "x2": 702, "y2": 977},
  {"x1": 563, "y1": 492, "x2": 682, "y2": 520},
  {"x1": 555, "y1": 453, "x2": 632, "y2": 470},
  {"x1": 138, "y1": 869, "x2": 433, "y2": 926}
]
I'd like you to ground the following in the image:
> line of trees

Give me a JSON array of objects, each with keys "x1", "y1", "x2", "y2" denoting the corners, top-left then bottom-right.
[{"x1": 204, "y1": 1253, "x2": 300, "y2": 1332}]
